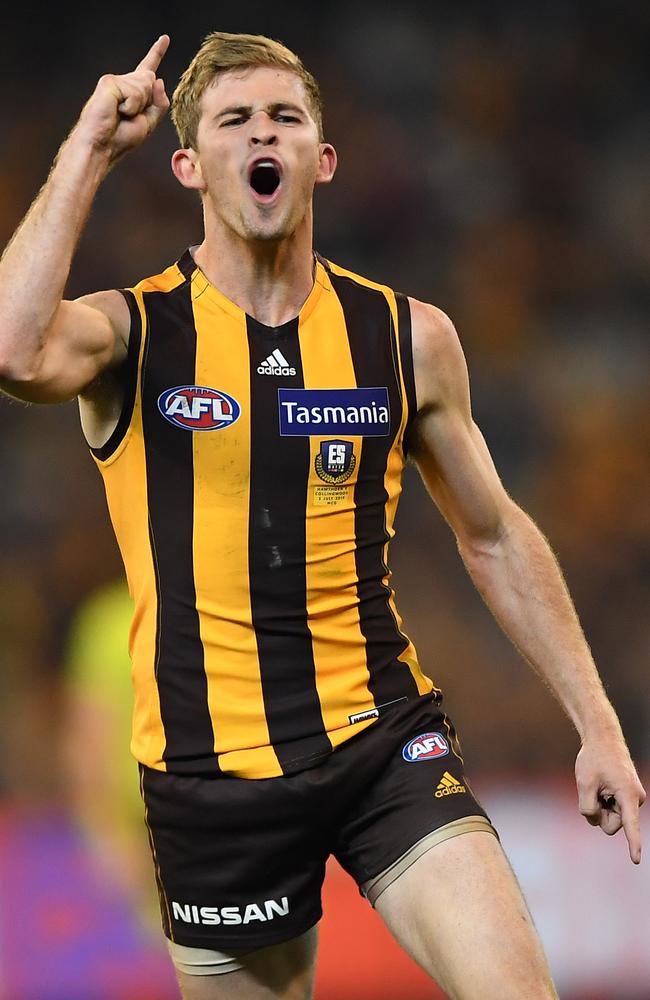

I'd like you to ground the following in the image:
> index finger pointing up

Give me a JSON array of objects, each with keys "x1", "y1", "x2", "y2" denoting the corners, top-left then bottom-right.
[{"x1": 137, "y1": 34, "x2": 170, "y2": 74}]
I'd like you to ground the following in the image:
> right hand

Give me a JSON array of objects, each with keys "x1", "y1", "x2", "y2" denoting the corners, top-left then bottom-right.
[{"x1": 76, "y1": 35, "x2": 170, "y2": 163}]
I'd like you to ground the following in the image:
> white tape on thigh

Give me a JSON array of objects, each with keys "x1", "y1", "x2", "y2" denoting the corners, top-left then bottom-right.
[{"x1": 167, "y1": 939, "x2": 253, "y2": 976}]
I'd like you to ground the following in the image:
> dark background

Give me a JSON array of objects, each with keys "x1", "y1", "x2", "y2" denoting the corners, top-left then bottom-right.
[{"x1": 1, "y1": 3, "x2": 648, "y2": 997}]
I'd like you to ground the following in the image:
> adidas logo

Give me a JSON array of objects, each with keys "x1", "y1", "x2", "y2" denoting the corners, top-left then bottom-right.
[
  {"x1": 257, "y1": 349, "x2": 296, "y2": 376},
  {"x1": 435, "y1": 772, "x2": 466, "y2": 798}
]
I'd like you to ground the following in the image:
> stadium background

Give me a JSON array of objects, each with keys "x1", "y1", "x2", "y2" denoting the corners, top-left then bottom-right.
[{"x1": 0, "y1": 2, "x2": 648, "y2": 997}]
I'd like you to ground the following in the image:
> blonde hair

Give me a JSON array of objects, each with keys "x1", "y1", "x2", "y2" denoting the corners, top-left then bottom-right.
[{"x1": 171, "y1": 31, "x2": 324, "y2": 149}]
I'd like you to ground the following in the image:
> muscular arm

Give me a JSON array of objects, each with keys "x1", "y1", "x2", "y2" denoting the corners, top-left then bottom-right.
[
  {"x1": 408, "y1": 297, "x2": 646, "y2": 862},
  {"x1": 0, "y1": 35, "x2": 169, "y2": 403}
]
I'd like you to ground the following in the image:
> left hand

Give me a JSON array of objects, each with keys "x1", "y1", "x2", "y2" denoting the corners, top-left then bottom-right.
[{"x1": 575, "y1": 736, "x2": 646, "y2": 863}]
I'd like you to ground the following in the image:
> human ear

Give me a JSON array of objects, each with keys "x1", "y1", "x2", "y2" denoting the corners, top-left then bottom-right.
[
  {"x1": 171, "y1": 148, "x2": 206, "y2": 191},
  {"x1": 315, "y1": 143, "x2": 337, "y2": 186}
]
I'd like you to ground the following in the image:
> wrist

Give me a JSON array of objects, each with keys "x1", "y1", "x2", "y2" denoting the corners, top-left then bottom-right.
[
  {"x1": 576, "y1": 701, "x2": 623, "y2": 744},
  {"x1": 56, "y1": 125, "x2": 113, "y2": 183}
]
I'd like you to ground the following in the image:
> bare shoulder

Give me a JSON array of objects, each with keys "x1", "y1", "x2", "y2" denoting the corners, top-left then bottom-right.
[{"x1": 407, "y1": 297, "x2": 470, "y2": 413}]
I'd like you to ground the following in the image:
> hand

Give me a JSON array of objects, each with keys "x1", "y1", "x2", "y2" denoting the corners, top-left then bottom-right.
[
  {"x1": 76, "y1": 35, "x2": 170, "y2": 163},
  {"x1": 575, "y1": 736, "x2": 646, "y2": 863}
]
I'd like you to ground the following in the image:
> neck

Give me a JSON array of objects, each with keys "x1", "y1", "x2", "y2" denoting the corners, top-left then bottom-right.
[{"x1": 193, "y1": 211, "x2": 316, "y2": 327}]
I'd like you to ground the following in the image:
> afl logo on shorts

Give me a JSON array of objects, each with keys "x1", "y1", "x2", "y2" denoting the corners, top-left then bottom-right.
[
  {"x1": 402, "y1": 732, "x2": 450, "y2": 762},
  {"x1": 158, "y1": 386, "x2": 241, "y2": 431}
]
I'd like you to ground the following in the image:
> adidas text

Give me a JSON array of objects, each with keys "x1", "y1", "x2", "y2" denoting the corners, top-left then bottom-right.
[
  {"x1": 435, "y1": 772, "x2": 467, "y2": 798},
  {"x1": 257, "y1": 349, "x2": 296, "y2": 376}
]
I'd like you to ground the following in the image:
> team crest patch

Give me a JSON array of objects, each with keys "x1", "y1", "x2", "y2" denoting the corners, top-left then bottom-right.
[
  {"x1": 315, "y1": 440, "x2": 356, "y2": 484},
  {"x1": 402, "y1": 732, "x2": 450, "y2": 762},
  {"x1": 158, "y1": 386, "x2": 241, "y2": 431}
]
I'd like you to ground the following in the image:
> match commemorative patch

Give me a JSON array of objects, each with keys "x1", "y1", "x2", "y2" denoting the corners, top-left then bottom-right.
[{"x1": 402, "y1": 732, "x2": 450, "y2": 762}]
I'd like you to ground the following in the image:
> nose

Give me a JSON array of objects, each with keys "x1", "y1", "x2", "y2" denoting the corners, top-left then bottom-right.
[{"x1": 249, "y1": 111, "x2": 278, "y2": 147}]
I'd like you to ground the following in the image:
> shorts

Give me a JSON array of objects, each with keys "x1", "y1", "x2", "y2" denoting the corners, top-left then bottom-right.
[{"x1": 140, "y1": 694, "x2": 496, "y2": 951}]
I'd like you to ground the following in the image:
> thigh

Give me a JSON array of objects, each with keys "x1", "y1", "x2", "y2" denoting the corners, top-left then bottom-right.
[
  {"x1": 175, "y1": 927, "x2": 318, "y2": 1000},
  {"x1": 376, "y1": 831, "x2": 559, "y2": 1000},
  {"x1": 140, "y1": 766, "x2": 327, "y2": 953}
]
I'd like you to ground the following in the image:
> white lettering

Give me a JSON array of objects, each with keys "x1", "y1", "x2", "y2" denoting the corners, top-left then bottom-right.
[
  {"x1": 166, "y1": 395, "x2": 192, "y2": 418},
  {"x1": 211, "y1": 398, "x2": 233, "y2": 421},
  {"x1": 379, "y1": 406, "x2": 389, "y2": 423},
  {"x1": 172, "y1": 898, "x2": 290, "y2": 926},
  {"x1": 265, "y1": 897, "x2": 290, "y2": 919},
  {"x1": 199, "y1": 906, "x2": 221, "y2": 925},
  {"x1": 190, "y1": 397, "x2": 212, "y2": 419},
  {"x1": 322, "y1": 406, "x2": 345, "y2": 423},
  {"x1": 172, "y1": 902, "x2": 192, "y2": 922},
  {"x1": 243, "y1": 903, "x2": 267, "y2": 924},
  {"x1": 282, "y1": 401, "x2": 297, "y2": 421}
]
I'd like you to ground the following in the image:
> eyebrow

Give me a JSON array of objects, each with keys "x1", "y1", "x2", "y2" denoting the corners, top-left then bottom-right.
[{"x1": 216, "y1": 102, "x2": 305, "y2": 119}]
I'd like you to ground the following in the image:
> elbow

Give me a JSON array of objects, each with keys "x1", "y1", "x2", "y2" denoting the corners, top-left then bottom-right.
[
  {"x1": 0, "y1": 337, "x2": 43, "y2": 384},
  {"x1": 456, "y1": 502, "x2": 520, "y2": 569}
]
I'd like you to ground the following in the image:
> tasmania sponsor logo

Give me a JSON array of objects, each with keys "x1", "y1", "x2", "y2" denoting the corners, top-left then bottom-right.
[
  {"x1": 158, "y1": 385, "x2": 241, "y2": 431},
  {"x1": 171, "y1": 897, "x2": 290, "y2": 926},
  {"x1": 402, "y1": 732, "x2": 450, "y2": 762},
  {"x1": 278, "y1": 388, "x2": 390, "y2": 437},
  {"x1": 435, "y1": 771, "x2": 466, "y2": 797}
]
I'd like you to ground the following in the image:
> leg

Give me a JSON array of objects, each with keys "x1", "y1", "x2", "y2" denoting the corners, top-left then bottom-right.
[
  {"x1": 174, "y1": 926, "x2": 318, "y2": 1000},
  {"x1": 375, "y1": 831, "x2": 558, "y2": 1000}
]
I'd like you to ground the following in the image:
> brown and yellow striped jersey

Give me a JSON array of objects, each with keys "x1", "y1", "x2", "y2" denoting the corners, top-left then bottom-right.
[{"x1": 91, "y1": 249, "x2": 436, "y2": 779}]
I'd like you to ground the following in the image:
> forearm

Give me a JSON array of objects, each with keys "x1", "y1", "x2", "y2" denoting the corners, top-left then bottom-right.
[
  {"x1": 459, "y1": 504, "x2": 622, "y2": 742},
  {"x1": 0, "y1": 127, "x2": 110, "y2": 380}
]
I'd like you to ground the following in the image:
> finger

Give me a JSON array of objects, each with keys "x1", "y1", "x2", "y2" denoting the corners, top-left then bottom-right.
[
  {"x1": 143, "y1": 79, "x2": 170, "y2": 131},
  {"x1": 599, "y1": 809, "x2": 623, "y2": 836},
  {"x1": 117, "y1": 80, "x2": 153, "y2": 118},
  {"x1": 618, "y1": 794, "x2": 643, "y2": 865},
  {"x1": 137, "y1": 34, "x2": 170, "y2": 74},
  {"x1": 578, "y1": 783, "x2": 601, "y2": 826}
]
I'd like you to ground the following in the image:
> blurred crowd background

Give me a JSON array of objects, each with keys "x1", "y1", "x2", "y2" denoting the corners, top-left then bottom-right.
[{"x1": 1, "y1": 2, "x2": 648, "y2": 998}]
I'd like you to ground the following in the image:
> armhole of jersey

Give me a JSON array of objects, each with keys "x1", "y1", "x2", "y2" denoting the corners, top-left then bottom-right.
[
  {"x1": 90, "y1": 288, "x2": 143, "y2": 462},
  {"x1": 395, "y1": 293, "x2": 417, "y2": 457}
]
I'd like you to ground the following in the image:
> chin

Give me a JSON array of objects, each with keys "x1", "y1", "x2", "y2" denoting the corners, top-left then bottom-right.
[{"x1": 241, "y1": 218, "x2": 295, "y2": 244}]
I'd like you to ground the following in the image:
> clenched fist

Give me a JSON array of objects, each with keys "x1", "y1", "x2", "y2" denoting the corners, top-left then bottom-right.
[{"x1": 76, "y1": 35, "x2": 170, "y2": 163}]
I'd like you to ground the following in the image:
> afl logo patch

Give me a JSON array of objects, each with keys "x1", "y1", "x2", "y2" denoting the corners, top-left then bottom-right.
[
  {"x1": 158, "y1": 386, "x2": 241, "y2": 431},
  {"x1": 315, "y1": 440, "x2": 356, "y2": 484},
  {"x1": 402, "y1": 732, "x2": 450, "y2": 762}
]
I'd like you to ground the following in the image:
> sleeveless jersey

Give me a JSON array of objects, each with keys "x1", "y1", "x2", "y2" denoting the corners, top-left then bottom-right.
[{"x1": 91, "y1": 249, "x2": 436, "y2": 779}]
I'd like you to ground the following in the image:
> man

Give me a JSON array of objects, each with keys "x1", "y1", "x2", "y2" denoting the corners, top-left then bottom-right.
[{"x1": 0, "y1": 30, "x2": 645, "y2": 1000}]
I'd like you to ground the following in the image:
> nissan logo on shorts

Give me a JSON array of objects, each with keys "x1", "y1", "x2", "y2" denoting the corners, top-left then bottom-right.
[{"x1": 402, "y1": 732, "x2": 450, "y2": 762}]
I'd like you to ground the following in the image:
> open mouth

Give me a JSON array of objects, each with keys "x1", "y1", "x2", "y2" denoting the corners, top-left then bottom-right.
[{"x1": 249, "y1": 160, "x2": 282, "y2": 198}]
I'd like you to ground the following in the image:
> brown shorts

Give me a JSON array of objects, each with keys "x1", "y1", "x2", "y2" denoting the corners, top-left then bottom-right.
[{"x1": 140, "y1": 694, "x2": 496, "y2": 950}]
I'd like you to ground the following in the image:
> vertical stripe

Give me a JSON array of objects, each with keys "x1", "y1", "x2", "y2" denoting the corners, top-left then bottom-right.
[
  {"x1": 396, "y1": 293, "x2": 418, "y2": 454},
  {"x1": 383, "y1": 290, "x2": 435, "y2": 696},
  {"x1": 298, "y1": 279, "x2": 372, "y2": 733},
  {"x1": 328, "y1": 273, "x2": 420, "y2": 706},
  {"x1": 192, "y1": 294, "x2": 281, "y2": 777},
  {"x1": 141, "y1": 283, "x2": 217, "y2": 771},
  {"x1": 95, "y1": 290, "x2": 168, "y2": 768},
  {"x1": 246, "y1": 316, "x2": 330, "y2": 772}
]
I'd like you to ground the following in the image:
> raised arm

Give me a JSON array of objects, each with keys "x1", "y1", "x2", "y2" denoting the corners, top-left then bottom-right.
[
  {"x1": 0, "y1": 35, "x2": 170, "y2": 403},
  {"x1": 407, "y1": 297, "x2": 646, "y2": 863}
]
